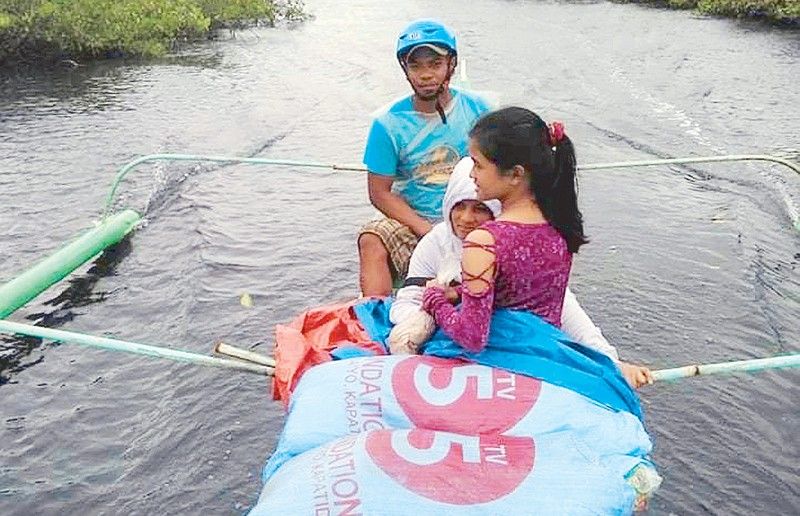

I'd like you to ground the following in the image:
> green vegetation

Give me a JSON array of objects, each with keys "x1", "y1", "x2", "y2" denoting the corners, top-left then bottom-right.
[
  {"x1": 620, "y1": 0, "x2": 799, "y2": 25},
  {"x1": 0, "y1": 0, "x2": 307, "y2": 65}
]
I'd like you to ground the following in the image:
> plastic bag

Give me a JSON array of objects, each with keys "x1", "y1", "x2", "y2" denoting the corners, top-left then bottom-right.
[
  {"x1": 387, "y1": 310, "x2": 435, "y2": 354},
  {"x1": 387, "y1": 252, "x2": 461, "y2": 354},
  {"x1": 252, "y1": 427, "x2": 654, "y2": 515},
  {"x1": 261, "y1": 355, "x2": 652, "y2": 483}
]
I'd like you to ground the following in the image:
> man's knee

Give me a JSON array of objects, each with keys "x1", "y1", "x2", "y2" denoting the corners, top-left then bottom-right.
[{"x1": 358, "y1": 233, "x2": 388, "y2": 259}]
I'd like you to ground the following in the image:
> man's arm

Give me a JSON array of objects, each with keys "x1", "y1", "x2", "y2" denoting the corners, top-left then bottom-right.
[{"x1": 367, "y1": 173, "x2": 432, "y2": 237}]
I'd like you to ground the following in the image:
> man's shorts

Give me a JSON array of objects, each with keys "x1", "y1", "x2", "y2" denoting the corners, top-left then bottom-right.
[{"x1": 359, "y1": 218, "x2": 419, "y2": 281}]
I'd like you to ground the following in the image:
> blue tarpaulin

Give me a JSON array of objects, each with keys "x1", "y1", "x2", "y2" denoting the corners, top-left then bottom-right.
[{"x1": 354, "y1": 298, "x2": 643, "y2": 420}]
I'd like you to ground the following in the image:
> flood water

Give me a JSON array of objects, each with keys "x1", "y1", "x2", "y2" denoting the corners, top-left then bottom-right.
[{"x1": 1, "y1": 0, "x2": 798, "y2": 514}]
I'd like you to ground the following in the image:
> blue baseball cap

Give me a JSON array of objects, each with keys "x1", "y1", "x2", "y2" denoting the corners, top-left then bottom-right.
[{"x1": 396, "y1": 19, "x2": 457, "y2": 61}]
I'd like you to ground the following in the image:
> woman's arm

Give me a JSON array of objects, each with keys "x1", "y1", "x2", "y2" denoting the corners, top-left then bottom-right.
[
  {"x1": 560, "y1": 288, "x2": 619, "y2": 361},
  {"x1": 560, "y1": 289, "x2": 654, "y2": 388},
  {"x1": 422, "y1": 229, "x2": 496, "y2": 352}
]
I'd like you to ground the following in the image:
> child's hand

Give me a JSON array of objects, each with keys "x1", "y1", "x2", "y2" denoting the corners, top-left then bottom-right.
[
  {"x1": 424, "y1": 280, "x2": 459, "y2": 304},
  {"x1": 619, "y1": 362, "x2": 654, "y2": 389},
  {"x1": 444, "y1": 285, "x2": 460, "y2": 304},
  {"x1": 425, "y1": 279, "x2": 445, "y2": 288}
]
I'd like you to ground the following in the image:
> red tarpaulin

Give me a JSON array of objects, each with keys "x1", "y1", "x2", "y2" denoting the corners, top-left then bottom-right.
[{"x1": 272, "y1": 300, "x2": 387, "y2": 405}]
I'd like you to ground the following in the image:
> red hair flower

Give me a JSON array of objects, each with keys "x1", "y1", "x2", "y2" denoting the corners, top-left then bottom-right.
[{"x1": 548, "y1": 122, "x2": 565, "y2": 147}]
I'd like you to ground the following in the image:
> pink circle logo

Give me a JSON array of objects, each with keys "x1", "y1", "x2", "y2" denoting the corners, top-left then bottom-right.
[
  {"x1": 392, "y1": 356, "x2": 541, "y2": 433},
  {"x1": 366, "y1": 429, "x2": 535, "y2": 504}
]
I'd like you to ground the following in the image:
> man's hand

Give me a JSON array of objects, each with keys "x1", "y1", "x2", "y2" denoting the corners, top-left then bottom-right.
[
  {"x1": 411, "y1": 219, "x2": 434, "y2": 237},
  {"x1": 619, "y1": 362, "x2": 654, "y2": 389},
  {"x1": 368, "y1": 173, "x2": 433, "y2": 237}
]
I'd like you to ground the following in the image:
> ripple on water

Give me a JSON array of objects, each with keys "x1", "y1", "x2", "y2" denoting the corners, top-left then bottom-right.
[{"x1": 0, "y1": 0, "x2": 798, "y2": 514}]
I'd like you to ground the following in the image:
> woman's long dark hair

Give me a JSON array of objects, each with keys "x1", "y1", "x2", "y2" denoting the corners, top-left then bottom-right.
[{"x1": 469, "y1": 106, "x2": 588, "y2": 253}]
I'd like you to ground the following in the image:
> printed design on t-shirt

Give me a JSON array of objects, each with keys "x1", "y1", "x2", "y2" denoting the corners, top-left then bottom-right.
[{"x1": 413, "y1": 145, "x2": 460, "y2": 185}]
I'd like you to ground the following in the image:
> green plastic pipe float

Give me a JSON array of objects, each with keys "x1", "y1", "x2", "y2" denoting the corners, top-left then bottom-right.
[
  {"x1": 0, "y1": 209, "x2": 142, "y2": 319},
  {"x1": 104, "y1": 153, "x2": 800, "y2": 230},
  {"x1": 0, "y1": 319, "x2": 797, "y2": 382}
]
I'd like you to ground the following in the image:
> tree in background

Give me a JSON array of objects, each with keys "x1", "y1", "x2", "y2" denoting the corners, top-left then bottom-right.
[{"x1": 0, "y1": 0, "x2": 307, "y2": 66}]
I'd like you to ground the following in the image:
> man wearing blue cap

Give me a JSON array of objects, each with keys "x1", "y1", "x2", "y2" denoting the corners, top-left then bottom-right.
[{"x1": 358, "y1": 19, "x2": 492, "y2": 296}]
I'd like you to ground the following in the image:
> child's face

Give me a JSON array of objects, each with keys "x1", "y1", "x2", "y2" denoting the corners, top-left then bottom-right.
[
  {"x1": 404, "y1": 49, "x2": 451, "y2": 99},
  {"x1": 450, "y1": 200, "x2": 494, "y2": 239},
  {"x1": 469, "y1": 138, "x2": 508, "y2": 202}
]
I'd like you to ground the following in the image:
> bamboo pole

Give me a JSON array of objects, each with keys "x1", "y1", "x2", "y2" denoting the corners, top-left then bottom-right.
[
  {"x1": 214, "y1": 342, "x2": 276, "y2": 367},
  {"x1": 652, "y1": 354, "x2": 800, "y2": 382},
  {"x1": 0, "y1": 320, "x2": 272, "y2": 376},
  {"x1": 104, "y1": 154, "x2": 367, "y2": 215},
  {"x1": 2, "y1": 318, "x2": 797, "y2": 384}
]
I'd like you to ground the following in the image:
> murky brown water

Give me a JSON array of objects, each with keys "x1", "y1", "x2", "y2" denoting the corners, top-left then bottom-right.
[{"x1": 1, "y1": 0, "x2": 798, "y2": 513}]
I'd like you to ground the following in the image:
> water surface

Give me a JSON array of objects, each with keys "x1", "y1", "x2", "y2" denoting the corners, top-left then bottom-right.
[{"x1": 1, "y1": 0, "x2": 798, "y2": 513}]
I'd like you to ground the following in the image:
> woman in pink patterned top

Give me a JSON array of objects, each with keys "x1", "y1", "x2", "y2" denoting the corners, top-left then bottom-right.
[
  {"x1": 422, "y1": 106, "x2": 583, "y2": 354},
  {"x1": 423, "y1": 106, "x2": 654, "y2": 388}
]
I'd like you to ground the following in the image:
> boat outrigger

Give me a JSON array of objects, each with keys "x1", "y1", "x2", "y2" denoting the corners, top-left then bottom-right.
[{"x1": 1, "y1": 152, "x2": 798, "y2": 514}]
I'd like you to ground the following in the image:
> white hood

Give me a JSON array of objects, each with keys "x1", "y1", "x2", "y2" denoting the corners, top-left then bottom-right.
[
  {"x1": 390, "y1": 157, "x2": 502, "y2": 326},
  {"x1": 441, "y1": 157, "x2": 502, "y2": 235}
]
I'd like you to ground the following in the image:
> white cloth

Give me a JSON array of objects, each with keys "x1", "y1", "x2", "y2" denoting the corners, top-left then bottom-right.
[
  {"x1": 561, "y1": 289, "x2": 619, "y2": 361},
  {"x1": 389, "y1": 246, "x2": 461, "y2": 354},
  {"x1": 389, "y1": 224, "x2": 456, "y2": 325},
  {"x1": 387, "y1": 311, "x2": 435, "y2": 354}
]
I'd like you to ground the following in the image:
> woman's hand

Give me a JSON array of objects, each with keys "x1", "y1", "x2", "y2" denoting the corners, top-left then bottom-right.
[
  {"x1": 444, "y1": 285, "x2": 461, "y2": 304},
  {"x1": 424, "y1": 279, "x2": 460, "y2": 305},
  {"x1": 619, "y1": 362, "x2": 654, "y2": 389},
  {"x1": 422, "y1": 280, "x2": 447, "y2": 314}
]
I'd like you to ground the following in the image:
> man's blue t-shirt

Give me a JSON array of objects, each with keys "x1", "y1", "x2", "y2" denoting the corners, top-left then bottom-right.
[{"x1": 363, "y1": 88, "x2": 491, "y2": 221}]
